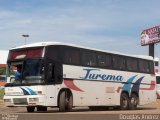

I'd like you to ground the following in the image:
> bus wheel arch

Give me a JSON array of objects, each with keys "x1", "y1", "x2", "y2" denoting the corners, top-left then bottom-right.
[
  {"x1": 120, "y1": 91, "x2": 129, "y2": 110},
  {"x1": 129, "y1": 92, "x2": 139, "y2": 110},
  {"x1": 58, "y1": 88, "x2": 73, "y2": 112}
]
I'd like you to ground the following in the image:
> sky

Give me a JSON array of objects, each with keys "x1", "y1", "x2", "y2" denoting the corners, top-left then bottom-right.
[{"x1": 0, "y1": 0, "x2": 160, "y2": 57}]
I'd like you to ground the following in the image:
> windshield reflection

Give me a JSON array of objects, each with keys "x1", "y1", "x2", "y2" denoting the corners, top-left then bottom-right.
[{"x1": 8, "y1": 59, "x2": 44, "y2": 85}]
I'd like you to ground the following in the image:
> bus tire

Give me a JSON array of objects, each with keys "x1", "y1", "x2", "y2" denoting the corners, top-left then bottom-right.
[
  {"x1": 129, "y1": 93, "x2": 138, "y2": 110},
  {"x1": 59, "y1": 91, "x2": 66, "y2": 112},
  {"x1": 27, "y1": 106, "x2": 35, "y2": 112},
  {"x1": 59, "y1": 90, "x2": 73, "y2": 112},
  {"x1": 66, "y1": 92, "x2": 73, "y2": 112},
  {"x1": 120, "y1": 93, "x2": 129, "y2": 110}
]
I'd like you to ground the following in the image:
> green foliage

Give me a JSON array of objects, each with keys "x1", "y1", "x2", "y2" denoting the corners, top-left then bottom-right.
[
  {"x1": 0, "y1": 67, "x2": 6, "y2": 75},
  {"x1": 0, "y1": 67, "x2": 15, "y2": 75}
]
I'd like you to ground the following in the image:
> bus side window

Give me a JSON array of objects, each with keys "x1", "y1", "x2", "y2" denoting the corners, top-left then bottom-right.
[
  {"x1": 63, "y1": 48, "x2": 80, "y2": 65},
  {"x1": 113, "y1": 55, "x2": 126, "y2": 70},
  {"x1": 139, "y1": 60, "x2": 150, "y2": 73},
  {"x1": 97, "y1": 54, "x2": 112, "y2": 68},
  {"x1": 81, "y1": 51, "x2": 96, "y2": 67},
  {"x1": 126, "y1": 58, "x2": 138, "y2": 72},
  {"x1": 97, "y1": 54, "x2": 106, "y2": 67}
]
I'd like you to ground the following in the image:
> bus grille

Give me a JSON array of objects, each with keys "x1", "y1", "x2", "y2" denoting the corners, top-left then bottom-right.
[{"x1": 13, "y1": 98, "x2": 28, "y2": 105}]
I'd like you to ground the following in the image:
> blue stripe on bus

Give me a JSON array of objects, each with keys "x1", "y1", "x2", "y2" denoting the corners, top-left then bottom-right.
[
  {"x1": 20, "y1": 87, "x2": 37, "y2": 95},
  {"x1": 20, "y1": 87, "x2": 30, "y2": 95},
  {"x1": 131, "y1": 76, "x2": 144, "y2": 93},
  {"x1": 122, "y1": 75, "x2": 137, "y2": 95},
  {"x1": 25, "y1": 87, "x2": 37, "y2": 95}
]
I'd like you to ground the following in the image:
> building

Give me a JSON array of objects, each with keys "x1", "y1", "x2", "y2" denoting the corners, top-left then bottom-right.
[{"x1": 0, "y1": 50, "x2": 8, "y2": 88}]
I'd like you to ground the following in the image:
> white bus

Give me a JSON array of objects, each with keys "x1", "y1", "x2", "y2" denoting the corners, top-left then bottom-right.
[{"x1": 3, "y1": 42, "x2": 156, "y2": 112}]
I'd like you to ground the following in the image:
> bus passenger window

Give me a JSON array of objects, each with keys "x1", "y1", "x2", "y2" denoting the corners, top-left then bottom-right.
[
  {"x1": 126, "y1": 58, "x2": 138, "y2": 72},
  {"x1": 139, "y1": 60, "x2": 150, "y2": 73},
  {"x1": 82, "y1": 51, "x2": 96, "y2": 67},
  {"x1": 113, "y1": 56, "x2": 126, "y2": 70},
  {"x1": 97, "y1": 54, "x2": 112, "y2": 68},
  {"x1": 97, "y1": 54, "x2": 106, "y2": 67},
  {"x1": 105, "y1": 54, "x2": 112, "y2": 68},
  {"x1": 63, "y1": 49, "x2": 80, "y2": 65}
]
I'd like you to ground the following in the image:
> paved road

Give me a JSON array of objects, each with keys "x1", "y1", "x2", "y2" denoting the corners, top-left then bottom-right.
[{"x1": 0, "y1": 100, "x2": 160, "y2": 120}]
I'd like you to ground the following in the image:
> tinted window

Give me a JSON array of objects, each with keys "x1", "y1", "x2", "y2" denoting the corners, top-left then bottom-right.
[
  {"x1": 63, "y1": 48, "x2": 80, "y2": 65},
  {"x1": 45, "y1": 46, "x2": 59, "y2": 61},
  {"x1": 113, "y1": 55, "x2": 126, "y2": 70},
  {"x1": 156, "y1": 76, "x2": 160, "y2": 84},
  {"x1": 126, "y1": 58, "x2": 138, "y2": 71},
  {"x1": 97, "y1": 54, "x2": 112, "y2": 68},
  {"x1": 139, "y1": 60, "x2": 149, "y2": 73},
  {"x1": 81, "y1": 51, "x2": 96, "y2": 67}
]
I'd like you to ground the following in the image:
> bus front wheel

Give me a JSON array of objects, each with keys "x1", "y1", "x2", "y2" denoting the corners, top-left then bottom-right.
[
  {"x1": 59, "y1": 90, "x2": 73, "y2": 112},
  {"x1": 66, "y1": 92, "x2": 73, "y2": 111},
  {"x1": 120, "y1": 93, "x2": 129, "y2": 110}
]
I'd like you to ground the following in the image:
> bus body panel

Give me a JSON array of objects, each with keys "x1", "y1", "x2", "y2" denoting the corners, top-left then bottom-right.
[
  {"x1": 62, "y1": 65, "x2": 156, "y2": 106},
  {"x1": 4, "y1": 64, "x2": 156, "y2": 107}
]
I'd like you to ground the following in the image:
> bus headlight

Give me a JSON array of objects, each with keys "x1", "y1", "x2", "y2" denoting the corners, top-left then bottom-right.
[
  {"x1": 4, "y1": 99, "x2": 11, "y2": 103},
  {"x1": 29, "y1": 98, "x2": 39, "y2": 102}
]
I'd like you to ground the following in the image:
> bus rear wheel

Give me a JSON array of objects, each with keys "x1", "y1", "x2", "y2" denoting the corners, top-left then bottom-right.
[
  {"x1": 59, "y1": 90, "x2": 73, "y2": 112},
  {"x1": 129, "y1": 94, "x2": 138, "y2": 110},
  {"x1": 120, "y1": 93, "x2": 129, "y2": 110},
  {"x1": 27, "y1": 106, "x2": 35, "y2": 112}
]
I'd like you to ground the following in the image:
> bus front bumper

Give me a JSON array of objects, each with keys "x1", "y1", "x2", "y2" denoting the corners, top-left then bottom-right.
[{"x1": 3, "y1": 95, "x2": 46, "y2": 107}]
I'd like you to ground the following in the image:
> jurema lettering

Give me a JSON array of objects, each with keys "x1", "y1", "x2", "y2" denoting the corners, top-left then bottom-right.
[{"x1": 80, "y1": 69, "x2": 123, "y2": 81}]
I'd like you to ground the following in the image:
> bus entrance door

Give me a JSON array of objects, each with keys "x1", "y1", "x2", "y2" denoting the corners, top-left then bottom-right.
[{"x1": 45, "y1": 60, "x2": 63, "y2": 106}]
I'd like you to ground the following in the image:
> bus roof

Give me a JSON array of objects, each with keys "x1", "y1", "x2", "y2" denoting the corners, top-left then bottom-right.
[
  {"x1": 154, "y1": 57, "x2": 159, "y2": 61},
  {"x1": 11, "y1": 41, "x2": 153, "y2": 61}
]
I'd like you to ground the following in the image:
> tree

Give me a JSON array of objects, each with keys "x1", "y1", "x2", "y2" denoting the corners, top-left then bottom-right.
[
  {"x1": 0, "y1": 67, "x2": 14, "y2": 75},
  {"x1": 0, "y1": 67, "x2": 6, "y2": 75}
]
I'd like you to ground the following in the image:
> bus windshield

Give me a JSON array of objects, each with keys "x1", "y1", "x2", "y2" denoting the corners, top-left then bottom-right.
[{"x1": 8, "y1": 59, "x2": 44, "y2": 85}]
